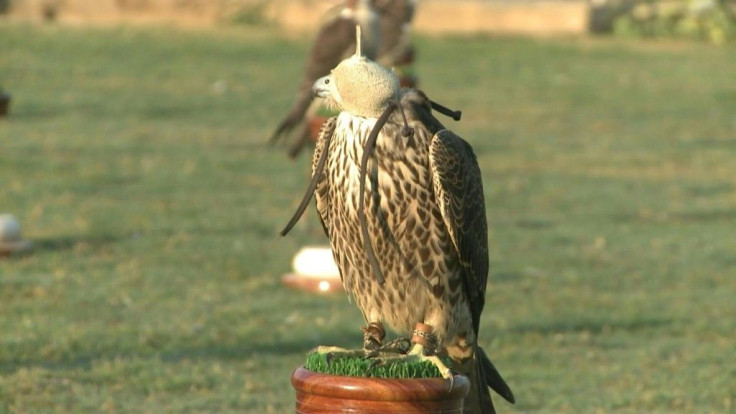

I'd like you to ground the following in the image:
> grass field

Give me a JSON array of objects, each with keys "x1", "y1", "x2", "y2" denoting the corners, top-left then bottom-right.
[{"x1": 1, "y1": 22, "x2": 735, "y2": 413}]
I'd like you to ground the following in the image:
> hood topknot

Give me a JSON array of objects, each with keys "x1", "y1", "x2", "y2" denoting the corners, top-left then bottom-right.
[{"x1": 331, "y1": 26, "x2": 399, "y2": 118}]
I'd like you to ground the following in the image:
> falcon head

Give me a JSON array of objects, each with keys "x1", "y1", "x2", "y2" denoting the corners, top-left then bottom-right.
[{"x1": 313, "y1": 26, "x2": 400, "y2": 119}]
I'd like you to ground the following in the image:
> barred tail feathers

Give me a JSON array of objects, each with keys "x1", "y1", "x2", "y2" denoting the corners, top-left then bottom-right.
[
  {"x1": 447, "y1": 344, "x2": 514, "y2": 414},
  {"x1": 446, "y1": 344, "x2": 494, "y2": 414}
]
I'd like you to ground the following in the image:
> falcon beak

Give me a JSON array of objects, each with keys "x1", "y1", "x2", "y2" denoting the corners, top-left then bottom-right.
[{"x1": 313, "y1": 75, "x2": 332, "y2": 98}]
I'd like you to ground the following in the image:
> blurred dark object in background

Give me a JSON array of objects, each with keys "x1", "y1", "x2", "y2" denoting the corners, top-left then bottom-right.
[
  {"x1": 589, "y1": 0, "x2": 636, "y2": 33},
  {"x1": 41, "y1": 0, "x2": 59, "y2": 22},
  {"x1": 0, "y1": 89, "x2": 11, "y2": 117}
]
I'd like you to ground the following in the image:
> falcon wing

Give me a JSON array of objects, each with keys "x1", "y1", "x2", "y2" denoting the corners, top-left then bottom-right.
[
  {"x1": 312, "y1": 116, "x2": 337, "y2": 239},
  {"x1": 429, "y1": 129, "x2": 489, "y2": 334},
  {"x1": 311, "y1": 116, "x2": 352, "y2": 289}
]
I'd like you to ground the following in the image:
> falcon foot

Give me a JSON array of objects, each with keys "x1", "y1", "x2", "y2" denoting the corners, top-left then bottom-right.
[
  {"x1": 366, "y1": 322, "x2": 455, "y2": 388},
  {"x1": 313, "y1": 322, "x2": 403, "y2": 364},
  {"x1": 378, "y1": 336, "x2": 412, "y2": 354},
  {"x1": 313, "y1": 324, "x2": 452, "y2": 386},
  {"x1": 362, "y1": 322, "x2": 386, "y2": 356},
  {"x1": 312, "y1": 343, "x2": 406, "y2": 376},
  {"x1": 313, "y1": 345, "x2": 371, "y2": 363},
  {"x1": 363, "y1": 343, "x2": 455, "y2": 389}
]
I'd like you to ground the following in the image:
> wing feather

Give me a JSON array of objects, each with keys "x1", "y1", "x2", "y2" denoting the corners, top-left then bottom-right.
[
  {"x1": 429, "y1": 130, "x2": 488, "y2": 333},
  {"x1": 312, "y1": 116, "x2": 337, "y2": 237},
  {"x1": 270, "y1": 7, "x2": 354, "y2": 143}
]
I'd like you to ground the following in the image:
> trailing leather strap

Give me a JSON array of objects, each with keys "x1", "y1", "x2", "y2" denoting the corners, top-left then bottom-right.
[{"x1": 279, "y1": 128, "x2": 333, "y2": 237}]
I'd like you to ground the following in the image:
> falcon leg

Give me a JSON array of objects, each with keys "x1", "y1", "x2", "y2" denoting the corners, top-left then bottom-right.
[
  {"x1": 408, "y1": 322, "x2": 453, "y2": 383},
  {"x1": 313, "y1": 345, "x2": 368, "y2": 359},
  {"x1": 366, "y1": 323, "x2": 455, "y2": 386},
  {"x1": 411, "y1": 322, "x2": 440, "y2": 355},
  {"x1": 362, "y1": 322, "x2": 386, "y2": 356},
  {"x1": 312, "y1": 322, "x2": 386, "y2": 361},
  {"x1": 378, "y1": 336, "x2": 412, "y2": 354}
]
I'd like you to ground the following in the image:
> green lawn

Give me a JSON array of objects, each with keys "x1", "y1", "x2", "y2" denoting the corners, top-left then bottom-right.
[{"x1": 1, "y1": 23, "x2": 734, "y2": 413}]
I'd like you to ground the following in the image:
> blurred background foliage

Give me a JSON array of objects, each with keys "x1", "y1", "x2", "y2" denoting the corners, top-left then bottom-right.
[{"x1": 595, "y1": 0, "x2": 736, "y2": 43}]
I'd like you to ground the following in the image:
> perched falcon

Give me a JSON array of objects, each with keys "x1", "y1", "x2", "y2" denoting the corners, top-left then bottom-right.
[
  {"x1": 281, "y1": 30, "x2": 514, "y2": 413},
  {"x1": 269, "y1": 0, "x2": 417, "y2": 158}
]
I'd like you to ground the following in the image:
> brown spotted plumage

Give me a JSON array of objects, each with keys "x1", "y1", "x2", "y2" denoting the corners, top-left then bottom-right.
[{"x1": 311, "y1": 90, "x2": 513, "y2": 413}]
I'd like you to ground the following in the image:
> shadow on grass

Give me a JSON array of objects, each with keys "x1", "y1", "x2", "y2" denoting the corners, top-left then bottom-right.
[
  {"x1": 0, "y1": 329, "x2": 356, "y2": 374},
  {"x1": 671, "y1": 208, "x2": 736, "y2": 223},
  {"x1": 510, "y1": 315, "x2": 673, "y2": 336},
  {"x1": 31, "y1": 234, "x2": 120, "y2": 253},
  {"x1": 612, "y1": 208, "x2": 736, "y2": 224},
  {"x1": 7, "y1": 99, "x2": 218, "y2": 122},
  {"x1": 7, "y1": 101, "x2": 104, "y2": 120},
  {"x1": 514, "y1": 218, "x2": 556, "y2": 229},
  {"x1": 160, "y1": 331, "x2": 357, "y2": 364}
]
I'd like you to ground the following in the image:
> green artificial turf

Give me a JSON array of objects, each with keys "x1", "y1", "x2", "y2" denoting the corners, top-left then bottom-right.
[
  {"x1": 304, "y1": 351, "x2": 443, "y2": 379},
  {"x1": 0, "y1": 22, "x2": 734, "y2": 413}
]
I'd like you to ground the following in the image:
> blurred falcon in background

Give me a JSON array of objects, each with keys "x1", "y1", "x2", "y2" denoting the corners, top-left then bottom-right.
[
  {"x1": 281, "y1": 28, "x2": 515, "y2": 414},
  {"x1": 269, "y1": 0, "x2": 417, "y2": 158}
]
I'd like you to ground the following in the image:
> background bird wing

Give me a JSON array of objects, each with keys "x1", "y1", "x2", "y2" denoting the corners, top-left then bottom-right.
[
  {"x1": 429, "y1": 129, "x2": 489, "y2": 334},
  {"x1": 270, "y1": 8, "x2": 355, "y2": 143},
  {"x1": 375, "y1": 0, "x2": 415, "y2": 66}
]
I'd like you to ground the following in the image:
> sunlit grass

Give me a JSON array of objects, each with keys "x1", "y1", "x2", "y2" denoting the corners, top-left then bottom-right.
[{"x1": 1, "y1": 23, "x2": 735, "y2": 412}]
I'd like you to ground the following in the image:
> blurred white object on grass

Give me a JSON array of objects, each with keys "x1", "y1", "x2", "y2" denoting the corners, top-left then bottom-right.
[
  {"x1": 0, "y1": 214, "x2": 33, "y2": 258},
  {"x1": 282, "y1": 246, "x2": 342, "y2": 293}
]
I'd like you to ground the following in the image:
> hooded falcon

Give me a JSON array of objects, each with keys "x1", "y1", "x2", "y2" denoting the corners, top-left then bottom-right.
[
  {"x1": 281, "y1": 29, "x2": 514, "y2": 414},
  {"x1": 269, "y1": 0, "x2": 417, "y2": 158}
]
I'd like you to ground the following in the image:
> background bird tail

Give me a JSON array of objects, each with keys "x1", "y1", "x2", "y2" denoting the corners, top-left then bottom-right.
[
  {"x1": 447, "y1": 344, "x2": 514, "y2": 414},
  {"x1": 268, "y1": 88, "x2": 314, "y2": 144}
]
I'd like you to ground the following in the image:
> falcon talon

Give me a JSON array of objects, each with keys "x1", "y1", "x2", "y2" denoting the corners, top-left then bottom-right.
[
  {"x1": 363, "y1": 343, "x2": 380, "y2": 355},
  {"x1": 445, "y1": 372, "x2": 455, "y2": 392},
  {"x1": 363, "y1": 350, "x2": 379, "y2": 359},
  {"x1": 381, "y1": 337, "x2": 412, "y2": 354},
  {"x1": 324, "y1": 353, "x2": 334, "y2": 368},
  {"x1": 367, "y1": 359, "x2": 383, "y2": 371}
]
